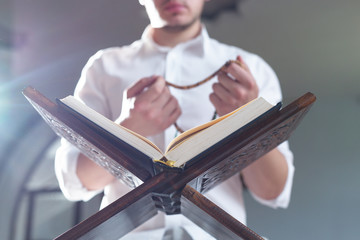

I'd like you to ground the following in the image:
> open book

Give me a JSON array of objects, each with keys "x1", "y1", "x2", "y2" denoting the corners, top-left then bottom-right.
[{"x1": 59, "y1": 95, "x2": 278, "y2": 169}]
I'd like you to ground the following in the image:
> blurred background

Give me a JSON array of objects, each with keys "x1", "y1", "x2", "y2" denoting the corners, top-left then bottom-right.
[{"x1": 0, "y1": 0, "x2": 359, "y2": 239}]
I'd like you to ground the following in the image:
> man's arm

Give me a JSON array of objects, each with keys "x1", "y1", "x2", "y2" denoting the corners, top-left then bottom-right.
[
  {"x1": 241, "y1": 149, "x2": 288, "y2": 200},
  {"x1": 209, "y1": 56, "x2": 288, "y2": 200},
  {"x1": 76, "y1": 153, "x2": 116, "y2": 191}
]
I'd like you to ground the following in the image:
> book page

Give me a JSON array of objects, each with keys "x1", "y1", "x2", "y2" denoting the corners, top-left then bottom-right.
[
  {"x1": 60, "y1": 96, "x2": 165, "y2": 161},
  {"x1": 165, "y1": 100, "x2": 253, "y2": 152},
  {"x1": 165, "y1": 98, "x2": 274, "y2": 167}
]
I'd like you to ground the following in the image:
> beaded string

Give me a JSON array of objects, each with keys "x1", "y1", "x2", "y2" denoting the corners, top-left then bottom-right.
[
  {"x1": 167, "y1": 60, "x2": 244, "y2": 133},
  {"x1": 166, "y1": 60, "x2": 244, "y2": 90}
]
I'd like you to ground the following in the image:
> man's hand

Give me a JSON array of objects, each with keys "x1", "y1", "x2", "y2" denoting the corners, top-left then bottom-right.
[
  {"x1": 117, "y1": 75, "x2": 181, "y2": 137},
  {"x1": 210, "y1": 56, "x2": 259, "y2": 116}
]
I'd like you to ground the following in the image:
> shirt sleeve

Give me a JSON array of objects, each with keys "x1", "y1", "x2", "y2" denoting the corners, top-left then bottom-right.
[{"x1": 245, "y1": 53, "x2": 295, "y2": 209}]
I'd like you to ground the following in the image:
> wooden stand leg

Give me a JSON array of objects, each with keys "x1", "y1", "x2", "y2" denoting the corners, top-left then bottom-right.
[
  {"x1": 54, "y1": 173, "x2": 171, "y2": 240},
  {"x1": 181, "y1": 185, "x2": 264, "y2": 240}
]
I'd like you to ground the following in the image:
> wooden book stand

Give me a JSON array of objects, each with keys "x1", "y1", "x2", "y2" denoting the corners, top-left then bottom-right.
[{"x1": 23, "y1": 86, "x2": 316, "y2": 240}]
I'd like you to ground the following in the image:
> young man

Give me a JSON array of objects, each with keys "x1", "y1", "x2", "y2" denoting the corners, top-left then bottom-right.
[{"x1": 55, "y1": 0, "x2": 294, "y2": 239}]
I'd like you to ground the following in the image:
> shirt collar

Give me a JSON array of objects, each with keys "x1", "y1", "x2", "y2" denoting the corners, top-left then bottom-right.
[{"x1": 141, "y1": 25, "x2": 209, "y2": 56}]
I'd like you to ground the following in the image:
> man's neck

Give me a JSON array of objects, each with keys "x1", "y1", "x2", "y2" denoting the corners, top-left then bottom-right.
[{"x1": 151, "y1": 21, "x2": 202, "y2": 48}]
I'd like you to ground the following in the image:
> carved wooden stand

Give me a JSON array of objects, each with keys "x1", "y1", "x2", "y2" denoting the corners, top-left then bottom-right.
[{"x1": 23, "y1": 87, "x2": 316, "y2": 240}]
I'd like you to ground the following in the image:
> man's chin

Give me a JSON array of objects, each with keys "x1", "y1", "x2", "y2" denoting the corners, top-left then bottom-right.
[
  {"x1": 162, "y1": 24, "x2": 191, "y2": 33},
  {"x1": 151, "y1": 20, "x2": 191, "y2": 31}
]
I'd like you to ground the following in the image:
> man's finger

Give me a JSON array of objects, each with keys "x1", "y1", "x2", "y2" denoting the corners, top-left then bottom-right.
[
  {"x1": 224, "y1": 59, "x2": 253, "y2": 89},
  {"x1": 136, "y1": 76, "x2": 166, "y2": 103},
  {"x1": 127, "y1": 76, "x2": 157, "y2": 98},
  {"x1": 212, "y1": 81, "x2": 232, "y2": 103}
]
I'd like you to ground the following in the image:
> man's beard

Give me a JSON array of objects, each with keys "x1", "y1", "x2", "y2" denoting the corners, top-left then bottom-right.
[{"x1": 162, "y1": 15, "x2": 200, "y2": 33}]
